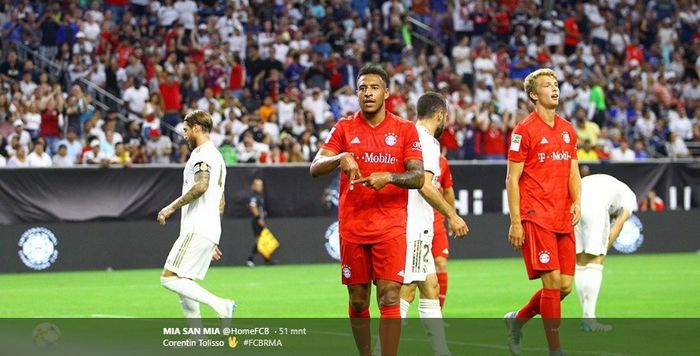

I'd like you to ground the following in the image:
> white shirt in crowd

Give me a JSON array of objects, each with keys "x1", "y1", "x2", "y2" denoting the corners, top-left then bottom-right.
[
  {"x1": 27, "y1": 151, "x2": 52, "y2": 167},
  {"x1": 174, "y1": 0, "x2": 198, "y2": 30}
]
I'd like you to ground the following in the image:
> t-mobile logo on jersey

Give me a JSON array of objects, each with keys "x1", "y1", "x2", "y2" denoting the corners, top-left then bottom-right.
[
  {"x1": 537, "y1": 151, "x2": 571, "y2": 162},
  {"x1": 361, "y1": 152, "x2": 398, "y2": 164}
]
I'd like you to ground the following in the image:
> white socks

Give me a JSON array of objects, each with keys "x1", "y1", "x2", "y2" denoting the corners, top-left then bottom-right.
[
  {"x1": 161, "y1": 276, "x2": 227, "y2": 317},
  {"x1": 575, "y1": 263, "x2": 604, "y2": 319},
  {"x1": 418, "y1": 299, "x2": 450, "y2": 356},
  {"x1": 400, "y1": 299, "x2": 410, "y2": 318}
]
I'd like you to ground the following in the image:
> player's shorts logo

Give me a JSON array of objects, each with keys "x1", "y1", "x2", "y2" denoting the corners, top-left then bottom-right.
[
  {"x1": 18, "y1": 227, "x2": 58, "y2": 271},
  {"x1": 342, "y1": 265, "x2": 351, "y2": 279},
  {"x1": 384, "y1": 132, "x2": 398, "y2": 146},
  {"x1": 538, "y1": 250, "x2": 551, "y2": 264}
]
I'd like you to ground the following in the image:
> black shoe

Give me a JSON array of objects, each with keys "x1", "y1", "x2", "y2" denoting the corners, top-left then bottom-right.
[{"x1": 265, "y1": 259, "x2": 279, "y2": 265}]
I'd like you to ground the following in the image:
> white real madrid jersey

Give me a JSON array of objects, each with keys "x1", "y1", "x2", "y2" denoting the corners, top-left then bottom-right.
[
  {"x1": 406, "y1": 124, "x2": 441, "y2": 235},
  {"x1": 180, "y1": 140, "x2": 227, "y2": 244},
  {"x1": 581, "y1": 174, "x2": 638, "y2": 215}
]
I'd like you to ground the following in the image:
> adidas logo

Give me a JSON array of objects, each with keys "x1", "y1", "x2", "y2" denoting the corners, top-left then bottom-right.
[
  {"x1": 540, "y1": 137, "x2": 549, "y2": 145},
  {"x1": 350, "y1": 137, "x2": 361, "y2": 144}
]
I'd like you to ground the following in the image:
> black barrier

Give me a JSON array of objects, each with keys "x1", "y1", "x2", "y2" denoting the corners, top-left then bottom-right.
[
  {"x1": 1, "y1": 212, "x2": 698, "y2": 273},
  {"x1": 2, "y1": 318, "x2": 699, "y2": 356},
  {"x1": 0, "y1": 162, "x2": 699, "y2": 224}
]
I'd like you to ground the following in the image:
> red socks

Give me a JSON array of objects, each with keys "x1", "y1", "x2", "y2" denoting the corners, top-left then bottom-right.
[
  {"x1": 540, "y1": 288, "x2": 561, "y2": 351},
  {"x1": 437, "y1": 272, "x2": 448, "y2": 308},
  {"x1": 516, "y1": 289, "x2": 542, "y2": 320},
  {"x1": 379, "y1": 304, "x2": 401, "y2": 318},
  {"x1": 348, "y1": 305, "x2": 371, "y2": 355},
  {"x1": 348, "y1": 305, "x2": 370, "y2": 318}
]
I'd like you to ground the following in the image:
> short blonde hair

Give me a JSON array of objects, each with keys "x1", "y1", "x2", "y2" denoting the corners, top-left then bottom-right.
[{"x1": 523, "y1": 68, "x2": 557, "y2": 103}]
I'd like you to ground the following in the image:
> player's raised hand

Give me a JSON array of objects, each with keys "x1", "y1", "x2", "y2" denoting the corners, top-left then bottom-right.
[
  {"x1": 157, "y1": 206, "x2": 175, "y2": 225},
  {"x1": 570, "y1": 202, "x2": 581, "y2": 225},
  {"x1": 448, "y1": 215, "x2": 469, "y2": 239},
  {"x1": 352, "y1": 172, "x2": 391, "y2": 191},
  {"x1": 211, "y1": 246, "x2": 222, "y2": 262},
  {"x1": 508, "y1": 222, "x2": 524, "y2": 250},
  {"x1": 339, "y1": 153, "x2": 362, "y2": 190}
]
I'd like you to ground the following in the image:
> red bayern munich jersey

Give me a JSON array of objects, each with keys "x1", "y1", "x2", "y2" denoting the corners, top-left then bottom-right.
[
  {"x1": 507, "y1": 111, "x2": 578, "y2": 233},
  {"x1": 433, "y1": 155, "x2": 453, "y2": 231},
  {"x1": 323, "y1": 111, "x2": 423, "y2": 244}
]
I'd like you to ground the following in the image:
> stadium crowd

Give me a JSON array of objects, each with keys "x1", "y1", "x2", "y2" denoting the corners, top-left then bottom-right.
[{"x1": 0, "y1": 0, "x2": 699, "y2": 167}]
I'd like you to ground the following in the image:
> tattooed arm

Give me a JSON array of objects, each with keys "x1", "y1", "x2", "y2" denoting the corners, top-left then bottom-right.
[
  {"x1": 157, "y1": 170, "x2": 210, "y2": 225},
  {"x1": 352, "y1": 159, "x2": 425, "y2": 190}
]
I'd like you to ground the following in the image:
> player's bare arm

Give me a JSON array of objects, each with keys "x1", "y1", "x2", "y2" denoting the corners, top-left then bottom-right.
[
  {"x1": 419, "y1": 171, "x2": 468, "y2": 238},
  {"x1": 607, "y1": 208, "x2": 632, "y2": 249},
  {"x1": 506, "y1": 160, "x2": 525, "y2": 250},
  {"x1": 352, "y1": 159, "x2": 424, "y2": 190},
  {"x1": 569, "y1": 160, "x2": 582, "y2": 226},
  {"x1": 311, "y1": 149, "x2": 363, "y2": 183},
  {"x1": 157, "y1": 169, "x2": 210, "y2": 225}
]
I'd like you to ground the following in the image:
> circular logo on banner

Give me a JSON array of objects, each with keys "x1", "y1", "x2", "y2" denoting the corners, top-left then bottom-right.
[
  {"x1": 324, "y1": 221, "x2": 340, "y2": 261},
  {"x1": 18, "y1": 227, "x2": 58, "y2": 270},
  {"x1": 613, "y1": 214, "x2": 644, "y2": 254}
]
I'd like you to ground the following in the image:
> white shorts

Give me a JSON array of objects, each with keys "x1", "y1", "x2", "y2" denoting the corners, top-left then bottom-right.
[
  {"x1": 403, "y1": 228, "x2": 436, "y2": 284},
  {"x1": 575, "y1": 206, "x2": 610, "y2": 257},
  {"x1": 164, "y1": 233, "x2": 216, "y2": 280}
]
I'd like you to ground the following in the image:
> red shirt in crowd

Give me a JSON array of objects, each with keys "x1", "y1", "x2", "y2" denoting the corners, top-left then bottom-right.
[
  {"x1": 159, "y1": 81, "x2": 182, "y2": 112},
  {"x1": 564, "y1": 17, "x2": 580, "y2": 47},
  {"x1": 482, "y1": 126, "x2": 506, "y2": 156},
  {"x1": 322, "y1": 111, "x2": 423, "y2": 244},
  {"x1": 40, "y1": 109, "x2": 61, "y2": 137},
  {"x1": 433, "y1": 155, "x2": 453, "y2": 237},
  {"x1": 229, "y1": 62, "x2": 245, "y2": 91},
  {"x1": 508, "y1": 112, "x2": 578, "y2": 233}
]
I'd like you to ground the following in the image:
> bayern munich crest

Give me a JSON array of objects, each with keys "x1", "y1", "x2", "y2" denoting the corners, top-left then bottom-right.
[
  {"x1": 538, "y1": 250, "x2": 551, "y2": 264},
  {"x1": 342, "y1": 265, "x2": 351, "y2": 279},
  {"x1": 562, "y1": 131, "x2": 571, "y2": 144},
  {"x1": 18, "y1": 227, "x2": 58, "y2": 270},
  {"x1": 612, "y1": 214, "x2": 644, "y2": 254},
  {"x1": 385, "y1": 133, "x2": 398, "y2": 146}
]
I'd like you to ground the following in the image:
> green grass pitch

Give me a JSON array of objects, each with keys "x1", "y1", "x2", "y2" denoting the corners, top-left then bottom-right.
[{"x1": 1, "y1": 252, "x2": 698, "y2": 318}]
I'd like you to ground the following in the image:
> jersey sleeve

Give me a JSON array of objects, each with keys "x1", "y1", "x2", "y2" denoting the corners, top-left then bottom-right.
[
  {"x1": 439, "y1": 156, "x2": 453, "y2": 189},
  {"x1": 321, "y1": 120, "x2": 346, "y2": 155},
  {"x1": 249, "y1": 196, "x2": 259, "y2": 208},
  {"x1": 507, "y1": 124, "x2": 529, "y2": 162},
  {"x1": 403, "y1": 123, "x2": 423, "y2": 162},
  {"x1": 569, "y1": 126, "x2": 578, "y2": 160},
  {"x1": 420, "y1": 133, "x2": 440, "y2": 175}
]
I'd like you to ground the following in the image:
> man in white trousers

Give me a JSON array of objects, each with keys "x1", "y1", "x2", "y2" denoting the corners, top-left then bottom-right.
[{"x1": 575, "y1": 173, "x2": 637, "y2": 332}]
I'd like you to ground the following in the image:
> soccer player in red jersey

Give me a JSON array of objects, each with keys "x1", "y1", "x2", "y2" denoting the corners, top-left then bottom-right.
[
  {"x1": 504, "y1": 68, "x2": 582, "y2": 356},
  {"x1": 432, "y1": 155, "x2": 454, "y2": 309},
  {"x1": 310, "y1": 65, "x2": 424, "y2": 356}
]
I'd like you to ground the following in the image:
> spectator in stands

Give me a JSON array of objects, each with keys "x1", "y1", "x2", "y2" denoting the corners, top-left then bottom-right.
[
  {"x1": 145, "y1": 128, "x2": 172, "y2": 163},
  {"x1": 7, "y1": 145, "x2": 27, "y2": 167},
  {"x1": 122, "y1": 77, "x2": 149, "y2": 121},
  {"x1": 633, "y1": 139, "x2": 650, "y2": 160},
  {"x1": 665, "y1": 132, "x2": 691, "y2": 160},
  {"x1": 83, "y1": 139, "x2": 110, "y2": 166},
  {"x1": 236, "y1": 130, "x2": 268, "y2": 163},
  {"x1": 9, "y1": 119, "x2": 31, "y2": 152},
  {"x1": 112, "y1": 141, "x2": 132, "y2": 167},
  {"x1": 52, "y1": 143, "x2": 73, "y2": 167},
  {"x1": 26, "y1": 137, "x2": 51, "y2": 167},
  {"x1": 610, "y1": 138, "x2": 636, "y2": 162},
  {"x1": 0, "y1": 50, "x2": 21, "y2": 83},
  {"x1": 577, "y1": 139, "x2": 599, "y2": 162}
]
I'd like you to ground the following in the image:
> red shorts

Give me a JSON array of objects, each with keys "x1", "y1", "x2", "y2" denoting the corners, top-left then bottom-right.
[
  {"x1": 521, "y1": 221, "x2": 575, "y2": 280},
  {"x1": 340, "y1": 235, "x2": 406, "y2": 285},
  {"x1": 431, "y1": 222, "x2": 449, "y2": 259}
]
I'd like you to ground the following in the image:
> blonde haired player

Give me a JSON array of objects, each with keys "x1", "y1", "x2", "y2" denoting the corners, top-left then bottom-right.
[
  {"x1": 575, "y1": 174, "x2": 637, "y2": 332},
  {"x1": 157, "y1": 110, "x2": 235, "y2": 327},
  {"x1": 505, "y1": 68, "x2": 581, "y2": 356}
]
